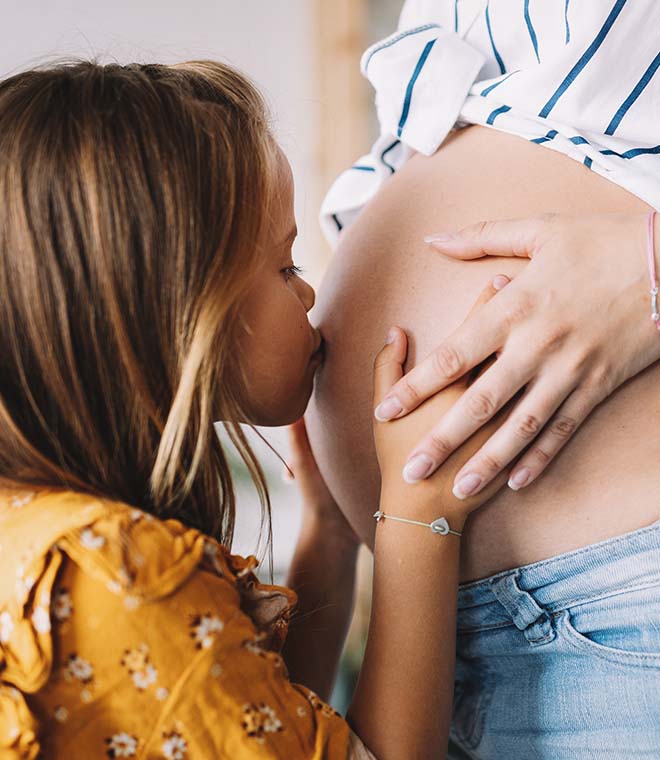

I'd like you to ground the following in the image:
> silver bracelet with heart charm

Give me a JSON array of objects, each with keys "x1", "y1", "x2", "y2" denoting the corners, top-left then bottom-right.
[{"x1": 373, "y1": 510, "x2": 462, "y2": 537}]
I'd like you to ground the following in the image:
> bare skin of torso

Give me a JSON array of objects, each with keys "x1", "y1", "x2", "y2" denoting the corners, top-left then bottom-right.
[{"x1": 306, "y1": 125, "x2": 660, "y2": 583}]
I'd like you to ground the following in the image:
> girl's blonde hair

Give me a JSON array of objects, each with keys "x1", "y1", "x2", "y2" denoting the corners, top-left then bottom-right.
[{"x1": 0, "y1": 59, "x2": 278, "y2": 544}]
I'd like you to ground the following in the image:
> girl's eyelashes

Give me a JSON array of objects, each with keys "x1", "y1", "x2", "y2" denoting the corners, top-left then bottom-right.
[{"x1": 282, "y1": 264, "x2": 304, "y2": 281}]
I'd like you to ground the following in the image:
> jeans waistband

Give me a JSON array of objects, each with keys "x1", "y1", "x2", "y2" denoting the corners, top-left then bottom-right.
[{"x1": 456, "y1": 520, "x2": 660, "y2": 638}]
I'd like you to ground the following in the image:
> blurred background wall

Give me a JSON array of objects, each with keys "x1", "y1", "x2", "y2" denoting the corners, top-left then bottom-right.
[{"x1": 0, "y1": 0, "x2": 402, "y2": 708}]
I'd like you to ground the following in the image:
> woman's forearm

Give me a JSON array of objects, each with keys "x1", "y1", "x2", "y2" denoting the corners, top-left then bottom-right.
[
  {"x1": 347, "y1": 503, "x2": 465, "y2": 760},
  {"x1": 283, "y1": 510, "x2": 359, "y2": 700}
]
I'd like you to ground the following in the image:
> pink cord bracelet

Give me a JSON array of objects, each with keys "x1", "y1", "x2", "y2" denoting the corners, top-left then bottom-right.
[{"x1": 646, "y1": 210, "x2": 660, "y2": 331}]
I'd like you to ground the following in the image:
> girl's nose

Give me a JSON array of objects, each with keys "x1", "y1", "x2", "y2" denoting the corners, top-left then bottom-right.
[{"x1": 300, "y1": 278, "x2": 315, "y2": 312}]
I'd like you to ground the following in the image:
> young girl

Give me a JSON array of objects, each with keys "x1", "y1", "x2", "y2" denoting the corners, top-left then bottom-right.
[{"x1": 0, "y1": 60, "x2": 510, "y2": 759}]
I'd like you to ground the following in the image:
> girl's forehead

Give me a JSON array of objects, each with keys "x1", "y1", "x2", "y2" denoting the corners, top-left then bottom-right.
[
  {"x1": 269, "y1": 148, "x2": 295, "y2": 225},
  {"x1": 273, "y1": 145, "x2": 294, "y2": 192}
]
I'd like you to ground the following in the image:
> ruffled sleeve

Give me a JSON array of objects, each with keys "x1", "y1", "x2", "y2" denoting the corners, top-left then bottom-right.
[
  {"x1": 0, "y1": 491, "x2": 377, "y2": 759},
  {"x1": 0, "y1": 490, "x2": 108, "y2": 758}
]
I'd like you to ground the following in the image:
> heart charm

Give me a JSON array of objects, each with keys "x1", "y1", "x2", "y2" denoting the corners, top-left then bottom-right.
[{"x1": 430, "y1": 517, "x2": 450, "y2": 535}]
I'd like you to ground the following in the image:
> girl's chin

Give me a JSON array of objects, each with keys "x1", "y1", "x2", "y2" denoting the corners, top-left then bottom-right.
[
  {"x1": 281, "y1": 389, "x2": 314, "y2": 426},
  {"x1": 244, "y1": 384, "x2": 314, "y2": 428}
]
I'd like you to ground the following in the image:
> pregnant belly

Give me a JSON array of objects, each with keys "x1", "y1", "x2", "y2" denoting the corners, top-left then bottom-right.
[{"x1": 307, "y1": 125, "x2": 660, "y2": 582}]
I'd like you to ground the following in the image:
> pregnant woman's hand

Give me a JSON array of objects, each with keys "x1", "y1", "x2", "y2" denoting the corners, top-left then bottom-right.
[
  {"x1": 373, "y1": 282, "x2": 515, "y2": 524},
  {"x1": 374, "y1": 212, "x2": 660, "y2": 497}
]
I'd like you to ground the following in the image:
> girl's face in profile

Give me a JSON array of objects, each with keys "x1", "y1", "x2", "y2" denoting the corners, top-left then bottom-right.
[{"x1": 238, "y1": 149, "x2": 324, "y2": 426}]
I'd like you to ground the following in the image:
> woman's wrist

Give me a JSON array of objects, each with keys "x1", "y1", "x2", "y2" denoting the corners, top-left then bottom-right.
[{"x1": 378, "y1": 486, "x2": 469, "y2": 534}]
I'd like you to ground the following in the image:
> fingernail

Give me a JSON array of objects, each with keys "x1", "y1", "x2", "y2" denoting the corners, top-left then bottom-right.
[
  {"x1": 452, "y1": 473, "x2": 482, "y2": 499},
  {"x1": 402, "y1": 454, "x2": 434, "y2": 483},
  {"x1": 385, "y1": 328, "x2": 396, "y2": 344},
  {"x1": 508, "y1": 467, "x2": 531, "y2": 491},
  {"x1": 492, "y1": 274, "x2": 510, "y2": 291},
  {"x1": 424, "y1": 232, "x2": 457, "y2": 244},
  {"x1": 375, "y1": 396, "x2": 403, "y2": 421}
]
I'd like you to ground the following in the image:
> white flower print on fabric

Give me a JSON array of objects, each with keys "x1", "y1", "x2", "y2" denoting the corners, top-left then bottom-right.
[
  {"x1": 80, "y1": 528, "x2": 106, "y2": 550},
  {"x1": 241, "y1": 634, "x2": 283, "y2": 669},
  {"x1": 10, "y1": 492, "x2": 35, "y2": 509},
  {"x1": 306, "y1": 691, "x2": 340, "y2": 719},
  {"x1": 31, "y1": 605, "x2": 51, "y2": 634},
  {"x1": 201, "y1": 540, "x2": 225, "y2": 576},
  {"x1": 241, "y1": 703, "x2": 284, "y2": 740},
  {"x1": 53, "y1": 706, "x2": 69, "y2": 723},
  {"x1": 241, "y1": 633, "x2": 268, "y2": 658},
  {"x1": 51, "y1": 588, "x2": 73, "y2": 622},
  {"x1": 121, "y1": 646, "x2": 150, "y2": 672},
  {"x1": 14, "y1": 563, "x2": 35, "y2": 600},
  {"x1": 64, "y1": 653, "x2": 94, "y2": 683},
  {"x1": 155, "y1": 687, "x2": 169, "y2": 702},
  {"x1": 161, "y1": 730, "x2": 188, "y2": 760},
  {"x1": 123, "y1": 595, "x2": 140, "y2": 611},
  {"x1": 121, "y1": 644, "x2": 158, "y2": 691},
  {"x1": 131, "y1": 665, "x2": 157, "y2": 690},
  {"x1": 189, "y1": 614, "x2": 224, "y2": 650},
  {"x1": 81, "y1": 688, "x2": 93, "y2": 703},
  {"x1": 105, "y1": 731, "x2": 139, "y2": 758},
  {"x1": 0, "y1": 611, "x2": 14, "y2": 643},
  {"x1": 210, "y1": 662, "x2": 223, "y2": 678}
]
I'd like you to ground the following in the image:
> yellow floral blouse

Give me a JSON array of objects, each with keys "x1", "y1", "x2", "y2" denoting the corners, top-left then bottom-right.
[{"x1": 0, "y1": 489, "x2": 374, "y2": 759}]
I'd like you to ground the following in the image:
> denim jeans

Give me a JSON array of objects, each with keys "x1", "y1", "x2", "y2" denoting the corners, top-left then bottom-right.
[{"x1": 447, "y1": 520, "x2": 660, "y2": 759}]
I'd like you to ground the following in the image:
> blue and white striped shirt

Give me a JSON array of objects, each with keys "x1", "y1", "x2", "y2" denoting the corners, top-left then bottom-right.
[{"x1": 321, "y1": 0, "x2": 660, "y2": 243}]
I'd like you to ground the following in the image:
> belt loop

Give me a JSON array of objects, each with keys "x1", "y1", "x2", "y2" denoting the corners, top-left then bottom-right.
[{"x1": 489, "y1": 572, "x2": 556, "y2": 647}]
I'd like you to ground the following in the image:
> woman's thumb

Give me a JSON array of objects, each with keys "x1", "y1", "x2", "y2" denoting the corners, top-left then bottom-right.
[{"x1": 424, "y1": 216, "x2": 550, "y2": 260}]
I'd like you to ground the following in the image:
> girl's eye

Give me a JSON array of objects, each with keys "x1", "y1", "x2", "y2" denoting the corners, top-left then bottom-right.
[{"x1": 282, "y1": 264, "x2": 304, "y2": 282}]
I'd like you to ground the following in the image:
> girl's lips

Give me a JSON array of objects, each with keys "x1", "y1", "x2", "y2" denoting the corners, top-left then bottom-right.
[
  {"x1": 309, "y1": 335, "x2": 325, "y2": 365},
  {"x1": 312, "y1": 329, "x2": 325, "y2": 356},
  {"x1": 310, "y1": 330, "x2": 324, "y2": 357}
]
